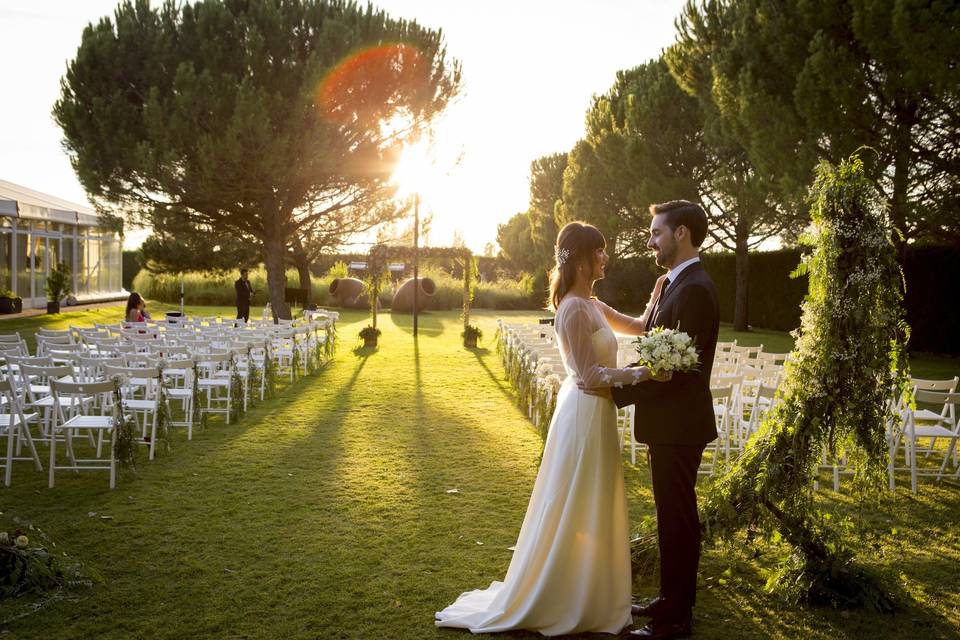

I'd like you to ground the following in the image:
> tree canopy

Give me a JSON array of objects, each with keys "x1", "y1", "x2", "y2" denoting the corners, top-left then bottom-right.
[
  {"x1": 55, "y1": 0, "x2": 461, "y2": 318},
  {"x1": 680, "y1": 0, "x2": 960, "y2": 250}
]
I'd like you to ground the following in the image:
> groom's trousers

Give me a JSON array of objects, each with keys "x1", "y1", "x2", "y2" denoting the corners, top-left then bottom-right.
[{"x1": 648, "y1": 444, "x2": 705, "y2": 622}]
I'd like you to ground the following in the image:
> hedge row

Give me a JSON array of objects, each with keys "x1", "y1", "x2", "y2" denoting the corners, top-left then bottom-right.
[
  {"x1": 132, "y1": 266, "x2": 539, "y2": 312},
  {"x1": 600, "y1": 245, "x2": 959, "y2": 355},
  {"x1": 130, "y1": 244, "x2": 958, "y2": 353}
]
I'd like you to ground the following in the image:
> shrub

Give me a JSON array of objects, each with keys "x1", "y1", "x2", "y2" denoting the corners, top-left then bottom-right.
[
  {"x1": 133, "y1": 267, "x2": 337, "y2": 309},
  {"x1": 132, "y1": 265, "x2": 544, "y2": 312}
]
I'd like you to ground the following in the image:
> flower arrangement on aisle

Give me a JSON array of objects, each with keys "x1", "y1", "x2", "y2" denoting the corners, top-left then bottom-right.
[
  {"x1": 190, "y1": 362, "x2": 209, "y2": 431},
  {"x1": 110, "y1": 377, "x2": 138, "y2": 468},
  {"x1": 0, "y1": 523, "x2": 94, "y2": 598},
  {"x1": 532, "y1": 363, "x2": 564, "y2": 439},
  {"x1": 632, "y1": 327, "x2": 699, "y2": 374},
  {"x1": 229, "y1": 352, "x2": 245, "y2": 423}
]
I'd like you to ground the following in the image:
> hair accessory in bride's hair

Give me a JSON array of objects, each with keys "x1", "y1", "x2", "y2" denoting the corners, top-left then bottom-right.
[{"x1": 555, "y1": 247, "x2": 571, "y2": 266}]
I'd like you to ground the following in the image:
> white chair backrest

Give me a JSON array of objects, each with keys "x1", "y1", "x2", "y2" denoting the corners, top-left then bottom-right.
[{"x1": 911, "y1": 377, "x2": 958, "y2": 393}]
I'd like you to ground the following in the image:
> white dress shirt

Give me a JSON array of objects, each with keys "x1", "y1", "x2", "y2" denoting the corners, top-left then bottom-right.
[{"x1": 666, "y1": 256, "x2": 701, "y2": 286}]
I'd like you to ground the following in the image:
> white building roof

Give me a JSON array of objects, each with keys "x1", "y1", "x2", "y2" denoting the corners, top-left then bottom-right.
[{"x1": 0, "y1": 178, "x2": 100, "y2": 225}]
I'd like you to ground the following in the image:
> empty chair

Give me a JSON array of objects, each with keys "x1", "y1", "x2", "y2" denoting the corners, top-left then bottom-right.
[
  {"x1": 161, "y1": 359, "x2": 197, "y2": 440},
  {"x1": 195, "y1": 351, "x2": 235, "y2": 424},
  {"x1": 48, "y1": 379, "x2": 119, "y2": 489},
  {"x1": 0, "y1": 377, "x2": 43, "y2": 486},
  {"x1": 890, "y1": 389, "x2": 960, "y2": 493},
  {"x1": 103, "y1": 364, "x2": 162, "y2": 460}
]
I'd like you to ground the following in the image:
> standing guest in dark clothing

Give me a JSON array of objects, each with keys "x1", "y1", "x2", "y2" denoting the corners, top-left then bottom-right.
[{"x1": 235, "y1": 268, "x2": 254, "y2": 322}]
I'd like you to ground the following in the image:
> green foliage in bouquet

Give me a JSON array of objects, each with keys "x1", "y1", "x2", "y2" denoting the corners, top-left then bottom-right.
[{"x1": 633, "y1": 327, "x2": 699, "y2": 375}]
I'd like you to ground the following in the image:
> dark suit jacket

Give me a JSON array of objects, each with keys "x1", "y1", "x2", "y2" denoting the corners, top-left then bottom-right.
[
  {"x1": 611, "y1": 261, "x2": 719, "y2": 446},
  {"x1": 235, "y1": 278, "x2": 253, "y2": 305}
]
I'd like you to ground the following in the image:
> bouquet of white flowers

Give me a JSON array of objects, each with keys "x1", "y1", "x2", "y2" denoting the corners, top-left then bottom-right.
[{"x1": 633, "y1": 327, "x2": 699, "y2": 375}]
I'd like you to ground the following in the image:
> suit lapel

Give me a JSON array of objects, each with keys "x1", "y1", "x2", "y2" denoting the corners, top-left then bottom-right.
[{"x1": 649, "y1": 262, "x2": 703, "y2": 329}]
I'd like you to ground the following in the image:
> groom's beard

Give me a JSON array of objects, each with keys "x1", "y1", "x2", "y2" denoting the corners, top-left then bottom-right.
[{"x1": 654, "y1": 243, "x2": 677, "y2": 268}]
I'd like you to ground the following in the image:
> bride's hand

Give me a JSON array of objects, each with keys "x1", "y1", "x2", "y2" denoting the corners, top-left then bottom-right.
[
  {"x1": 649, "y1": 275, "x2": 668, "y2": 304},
  {"x1": 640, "y1": 275, "x2": 670, "y2": 324},
  {"x1": 650, "y1": 369, "x2": 672, "y2": 383},
  {"x1": 639, "y1": 367, "x2": 672, "y2": 383}
]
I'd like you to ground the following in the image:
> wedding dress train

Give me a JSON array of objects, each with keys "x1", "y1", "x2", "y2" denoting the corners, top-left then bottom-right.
[{"x1": 436, "y1": 296, "x2": 642, "y2": 635}]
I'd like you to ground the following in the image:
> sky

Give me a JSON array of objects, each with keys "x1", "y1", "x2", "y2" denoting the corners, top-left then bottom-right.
[{"x1": 0, "y1": 0, "x2": 688, "y2": 253}]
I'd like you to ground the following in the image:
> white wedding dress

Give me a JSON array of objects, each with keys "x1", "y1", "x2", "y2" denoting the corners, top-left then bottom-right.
[{"x1": 436, "y1": 296, "x2": 645, "y2": 636}]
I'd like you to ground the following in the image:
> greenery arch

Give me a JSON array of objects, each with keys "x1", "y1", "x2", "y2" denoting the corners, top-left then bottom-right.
[
  {"x1": 633, "y1": 153, "x2": 911, "y2": 610},
  {"x1": 366, "y1": 244, "x2": 477, "y2": 333}
]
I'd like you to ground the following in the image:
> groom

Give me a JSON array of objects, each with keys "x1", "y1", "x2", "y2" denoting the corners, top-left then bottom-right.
[{"x1": 607, "y1": 200, "x2": 719, "y2": 639}]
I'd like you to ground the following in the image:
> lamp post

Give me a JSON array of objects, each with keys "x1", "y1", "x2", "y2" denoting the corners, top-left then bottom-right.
[{"x1": 413, "y1": 192, "x2": 419, "y2": 338}]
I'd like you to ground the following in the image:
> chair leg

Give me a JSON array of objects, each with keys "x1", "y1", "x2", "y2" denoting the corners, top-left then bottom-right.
[
  {"x1": 148, "y1": 411, "x2": 157, "y2": 461},
  {"x1": 109, "y1": 428, "x2": 116, "y2": 489},
  {"x1": 4, "y1": 429, "x2": 14, "y2": 487},
  {"x1": 936, "y1": 439, "x2": 959, "y2": 481},
  {"x1": 48, "y1": 429, "x2": 56, "y2": 488},
  {"x1": 186, "y1": 397, "x2": 193, "y2": 440}
]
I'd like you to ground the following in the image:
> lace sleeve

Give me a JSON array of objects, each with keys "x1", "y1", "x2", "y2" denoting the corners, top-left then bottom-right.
[
  {"x1": 558, "y1": 298, "x2": 646, "y2": 389},
  {"x1": 593, "y1": 299, "x2": 646, "y2": 336}
]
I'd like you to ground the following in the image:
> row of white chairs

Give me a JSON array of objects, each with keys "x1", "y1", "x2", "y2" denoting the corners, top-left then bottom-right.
[
  {"x1": 0, "y1": 311, "x2": 338, "y2": 489},
  {"x1": 497, "y1": 321, "x2": 960, "y2": 494}
]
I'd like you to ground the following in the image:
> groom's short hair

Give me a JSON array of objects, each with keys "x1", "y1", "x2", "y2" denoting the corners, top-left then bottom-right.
[{"x1": 650, "y1": 200, "x2": 708, "y2": 247}]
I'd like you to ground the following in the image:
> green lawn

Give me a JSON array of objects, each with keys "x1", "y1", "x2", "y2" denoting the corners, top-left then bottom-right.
[{"x1": 0, "y1": 307, "x2": 958, "y2": 639}]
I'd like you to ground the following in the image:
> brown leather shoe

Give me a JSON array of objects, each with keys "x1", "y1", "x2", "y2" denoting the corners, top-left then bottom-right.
[
  {"x1": 631, "y1": 596, "x2": 666, "y2": 618},
  {"x1": 628, "y1": 620, "x2": 692, "y2": 639}
]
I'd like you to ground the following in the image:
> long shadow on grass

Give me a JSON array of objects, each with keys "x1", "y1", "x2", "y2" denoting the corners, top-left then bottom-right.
[
  {"x1": 695, "y1": 549, "x2": 959, "y2": 640},
  {"x1": 392, "y1": 311, "x2": 447, "y2": 337},
  {"x1": 468, "y1": 347, "x2": 518, "y2": 404}
]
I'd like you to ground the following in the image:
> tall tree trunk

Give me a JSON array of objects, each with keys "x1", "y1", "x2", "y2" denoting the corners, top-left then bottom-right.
[
  {"x1": 890, "y1": 113, "x2": 912, "y2": 265},
  {"x1": 733, "y1": 220, "x2": 750, "y2": 332},
  {"x1": 264, "y1": 233, "x2": 291, "y2": 320},
  {"x1": 292, "y1": 240, "x2": 312, "y2": 306}
]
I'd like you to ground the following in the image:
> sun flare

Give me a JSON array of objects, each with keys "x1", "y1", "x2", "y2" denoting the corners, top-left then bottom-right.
[{"x1": 391, "y1": 140, "x2": 436, "y2": 201}]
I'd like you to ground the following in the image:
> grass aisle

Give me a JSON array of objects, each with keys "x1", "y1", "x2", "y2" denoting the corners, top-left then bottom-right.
[{"x1": 1, "y1": 309, "x2": 958, "y2": 639}]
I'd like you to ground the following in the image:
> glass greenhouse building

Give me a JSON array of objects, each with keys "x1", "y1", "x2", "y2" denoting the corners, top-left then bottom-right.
[{"x1": 0, "y1": 179, "x2": 124, "y2": 309}]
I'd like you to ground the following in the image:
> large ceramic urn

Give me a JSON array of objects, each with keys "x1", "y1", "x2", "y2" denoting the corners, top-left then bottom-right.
[
  {"x1": 329, "y1": 277, "x2": 368, "y2": 309},
  {"x1": 391, "y1": 277, "x2": 436, "y2": 313}
]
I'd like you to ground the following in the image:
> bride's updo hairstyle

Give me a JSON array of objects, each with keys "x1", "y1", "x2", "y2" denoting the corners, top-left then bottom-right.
[{"x1": 548, "y1": 221, "x2": 606, "y2": 311}]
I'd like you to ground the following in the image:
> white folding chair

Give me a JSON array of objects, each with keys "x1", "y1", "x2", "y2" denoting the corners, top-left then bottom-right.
[
  {"x1": 162, "y1": 359, "x2": 196, "y2": 440},
  {"x1": 891, "y1": 390, "x2": 960, "y2": 493},
  {"x1": 48, "y1": 379, "x2": 118, "y2": 489},
  {"x1": 104, "y1": 364, "x2": 162, "y2": 460},
  {"x1": 0, "y1": 377, "x2": 43, "y2": 486},
  {"x1": 707, "y1": 385, "x2": 736, "y2": 473},
  {"x1": 196, "y1": 351, "x2": 234, "y2": 424}
]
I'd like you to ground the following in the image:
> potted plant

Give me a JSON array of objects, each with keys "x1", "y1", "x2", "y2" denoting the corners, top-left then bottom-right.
[
  {"x1": 359, "y1": 325, "x2": 381, "y2": 348},
  {"x1": 45, "y1": 262, "x2": 72, "y2": 314},
  {"x1": 461, "y1": 324, "x2": 482, "y2": 348},
  {"x1": 0, "y1": 289, "x2": 21, "y2": 315}
]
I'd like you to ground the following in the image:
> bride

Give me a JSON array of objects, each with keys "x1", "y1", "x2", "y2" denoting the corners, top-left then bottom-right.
[{"x1": 436, "y1": 221, "x2": 669, "y2": 636}]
